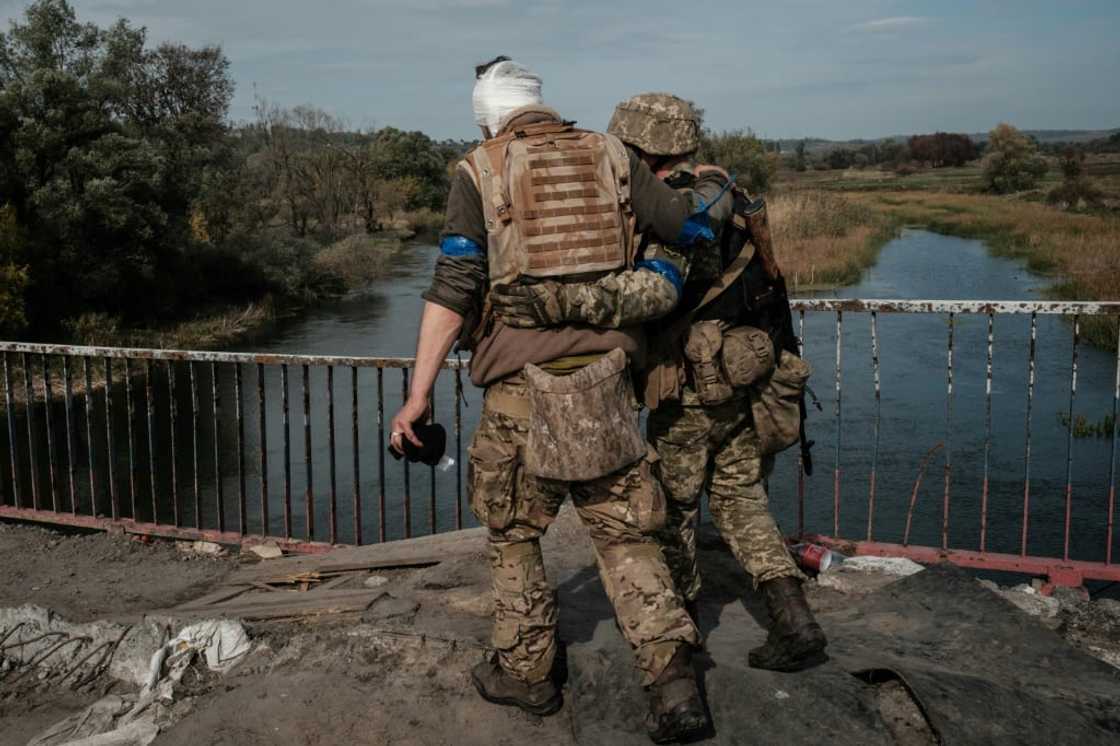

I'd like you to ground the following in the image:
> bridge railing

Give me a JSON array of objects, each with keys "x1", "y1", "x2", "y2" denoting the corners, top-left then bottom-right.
[
  {"x1": 788, "y1": 299, "x2": 1120, "y2": 588},
  {"x1": 0, "y1": 345, "x2": 469, "y2": 552},
  {"x1": 1, "y1": 298, "x2": 1119, "y2": 587}
]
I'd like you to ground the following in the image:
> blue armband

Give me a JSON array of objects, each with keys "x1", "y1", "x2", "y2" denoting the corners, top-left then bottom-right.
[
  {"x1": 674, "y1": 212, "x2": 715, "y2": 245},
  {"x1": 440, "y1": 235, "x2": 484, "y2": 258},
  {"x1": 636, "y1": 259, "x2": 684, "y2": 298}
]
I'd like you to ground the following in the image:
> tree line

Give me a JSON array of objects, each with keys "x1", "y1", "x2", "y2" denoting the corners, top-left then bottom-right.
[{"x1": 0, "y1": 0, "x2": 463, "y2": 339}]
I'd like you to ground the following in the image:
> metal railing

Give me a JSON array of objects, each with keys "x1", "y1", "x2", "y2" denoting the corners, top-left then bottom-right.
[
  {"x1": 0, "y1": 345, "x2": 469, "y2": 552},
  {"x1": 788, "y1": 299, "x2": 1120, "y2": 587},
  {"x1": 1, "y1": 298, "x2": 1119, "y2": 587}
]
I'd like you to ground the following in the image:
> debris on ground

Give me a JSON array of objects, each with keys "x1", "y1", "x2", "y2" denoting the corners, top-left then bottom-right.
[
  {"x1": 176, "y1": 541, "x2": 227, "y2": 558},
  {"x1": 0, "y1": 522, "x2": 235, "y2": 622},
  {"x1": 3, "y1": 514, "x2": 1119, "y2": 744},
  {"x1": 816, "y1": 555, "x2": 925, "y2": 594},
  {"x1": 245, "y1": 542, "x2": 283, "y2": 560},
  {"x1": 1, "y1": 606, "x2": 252, "y2": 746}
]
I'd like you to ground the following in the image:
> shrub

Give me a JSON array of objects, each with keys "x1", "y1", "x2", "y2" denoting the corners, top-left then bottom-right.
[{"x1": 982, "y1": 123, "x2": 1048, "y2": 193}]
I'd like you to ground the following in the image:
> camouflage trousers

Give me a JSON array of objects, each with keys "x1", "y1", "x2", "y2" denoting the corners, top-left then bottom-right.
[
  {"x1": 468, "y1": 379, "x2": 698, "y2": 687},
  {"x1": 647, "y1": 393, "x2": 804, "y2": 602}
]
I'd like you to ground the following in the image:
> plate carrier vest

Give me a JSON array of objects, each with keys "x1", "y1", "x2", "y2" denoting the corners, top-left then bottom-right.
[{"x1": 460, "y1": 116, "x2": 636, "y2": 286}]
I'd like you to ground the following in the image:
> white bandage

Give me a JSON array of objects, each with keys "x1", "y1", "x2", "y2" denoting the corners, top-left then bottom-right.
[{"x1": 472, "y1": 59, "x2": 543, "y2": 135}]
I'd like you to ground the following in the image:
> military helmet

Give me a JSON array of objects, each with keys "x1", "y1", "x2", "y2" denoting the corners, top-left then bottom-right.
[{"x1": 607, "y1": 93, "x2": 701, "y2": 156}]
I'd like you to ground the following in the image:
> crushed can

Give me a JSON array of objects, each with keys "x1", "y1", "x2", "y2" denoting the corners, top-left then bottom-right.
[{"x1": 791, "y1": 543, "x2": 844, "y2": 573}]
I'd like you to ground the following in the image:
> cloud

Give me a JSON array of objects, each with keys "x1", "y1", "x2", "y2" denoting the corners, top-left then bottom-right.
[{"x1": 848, "y1": 16, "x2": 929, "y2": 33}]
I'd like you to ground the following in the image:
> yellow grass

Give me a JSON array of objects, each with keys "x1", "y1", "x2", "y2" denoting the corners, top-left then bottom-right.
[{"x1": 769, "y1": 191, "x2": 896, "y2": 290}]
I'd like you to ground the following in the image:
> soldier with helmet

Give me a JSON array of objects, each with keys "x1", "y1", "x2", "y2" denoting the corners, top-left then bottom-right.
[
  {"x1": 494, "y1": 92, "x2": 829, "y2": 674},
  {"x1": 390, "y1": 60, "x2": 735, "y2": 743}
]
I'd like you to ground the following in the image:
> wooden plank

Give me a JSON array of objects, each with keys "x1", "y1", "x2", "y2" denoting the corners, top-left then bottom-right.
[
  {"x1": 176, "y1": 585, "x2": 252, "y2": 608},
  {"x1": 316, "y1": 574, "x2": 354, "y2": 591},
  {"x1": 175, "y1": 588, "x2": 384, "y2": 614}
]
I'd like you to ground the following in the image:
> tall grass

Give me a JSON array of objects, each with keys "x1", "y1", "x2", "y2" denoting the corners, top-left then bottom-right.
[
  {"x1": 769, "y1": 192, "x2": 896, "y2": 290},
  {"x1": 849, "y1": 191, "x2": 1120, "y2": 346}
]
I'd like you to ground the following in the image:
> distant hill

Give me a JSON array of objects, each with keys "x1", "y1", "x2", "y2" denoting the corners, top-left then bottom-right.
[{"x1": 770, "y1": 128, "x2": 1120, "y2": 153}]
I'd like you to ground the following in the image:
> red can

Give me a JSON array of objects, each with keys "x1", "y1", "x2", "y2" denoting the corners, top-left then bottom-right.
[{"x1": 792, "y1": 543, "x2": 835, "y2": 572}]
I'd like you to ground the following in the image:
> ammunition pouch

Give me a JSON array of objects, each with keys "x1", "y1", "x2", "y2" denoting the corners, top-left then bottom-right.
[
  {"x1": 721, "y1": 326, "x2": 775, "y2": 388},
  {"x1": 683, "y1": 321, "x2": 734, "y2": 406},
  {"x1": 750, "y1": 351, "x2": 811, "y2": 456},
  {"x1": 523, "y1": 348, "x2": 645, "y2": 482}
]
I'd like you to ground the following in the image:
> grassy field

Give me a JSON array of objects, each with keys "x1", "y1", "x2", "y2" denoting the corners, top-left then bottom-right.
[
  {"x1": 770, "y1": 155, "x2": 1120, "y2": 347},
  {"x1": 769, "y1": 192, "x2": 897, "y2": 290}
]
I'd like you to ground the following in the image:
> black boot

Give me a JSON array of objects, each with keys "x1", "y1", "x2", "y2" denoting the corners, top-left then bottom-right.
[
  {"x1": 748, "y1": 576, "x2": 828, "y2": 672},
  {"x1": 471, "y1": 655, "x2": 563, "y2": 716},
  {"x1": 646, "y1": 645, "x2": 708, "y2": 744}
]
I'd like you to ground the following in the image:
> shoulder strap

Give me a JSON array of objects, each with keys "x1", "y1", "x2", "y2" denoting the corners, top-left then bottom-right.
[{"x1": 664, "y1": 239, "x2": 755, "y2": 341}]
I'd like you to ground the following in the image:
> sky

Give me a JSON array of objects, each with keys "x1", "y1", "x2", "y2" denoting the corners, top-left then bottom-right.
[{"x1": 3, "y1": 0, "x2": 1119, "y2": 140}]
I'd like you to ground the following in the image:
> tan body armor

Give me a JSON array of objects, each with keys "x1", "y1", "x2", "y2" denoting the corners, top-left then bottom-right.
[{"x1": 459, "y1": 111, "x2": 636, "y2": 286}]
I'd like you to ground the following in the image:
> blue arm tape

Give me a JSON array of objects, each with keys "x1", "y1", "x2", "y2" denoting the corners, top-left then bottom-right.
[
  {"x1": 636, "y1": 259, "x2": 684, "y2": 298},
  {"x1": 694, "y1": 175, "x2": 735, "y2": 215},
  {"x1": 674, "y1": 212, "x2": 716, "y2": 245},
  {"x1": 440, "y1": 235, "x2": 484, "y2": 258}
]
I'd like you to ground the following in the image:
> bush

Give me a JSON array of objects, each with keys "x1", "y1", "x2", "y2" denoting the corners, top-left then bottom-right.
[
  {"x1": 1047, "y1": 150, "x2": 1102, "y2": 209},
  {"x1": 982, "y1": 123, "x2": 1048, "y2": 193},
  {"x1": 698, "y1": 130, "x2": 775, "y2": 192}
]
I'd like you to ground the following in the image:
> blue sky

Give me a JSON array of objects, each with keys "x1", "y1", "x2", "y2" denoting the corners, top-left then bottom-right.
[{"x1": 4, "y1": 0, "x2": 1119, "y2": 139}]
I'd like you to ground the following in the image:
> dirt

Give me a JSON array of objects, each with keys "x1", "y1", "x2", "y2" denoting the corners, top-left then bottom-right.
[
  {"x1": 0, "y1": 520, "x2": 235, "y2": 622},
  {"x1": 3, "y1": 511, "x2": 1120, "y2": 744}
]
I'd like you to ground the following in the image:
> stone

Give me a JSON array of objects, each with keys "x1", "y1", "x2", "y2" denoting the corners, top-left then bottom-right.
[
  {"x1": 177, "y1": 541, "x2": 226, "y2": 557},
  {"x1": 998, "y1": 586, "x2": 1061, "y2": 623},
  {"x1": 364, "y1": 575, "x2": 390, "y2": 589},
  {"x1": 246, "y1": 543, "x2": 283, "y2": 560},
  {"x1": 1050, "y1": 585, "x2": 1089, "y2": 610}
]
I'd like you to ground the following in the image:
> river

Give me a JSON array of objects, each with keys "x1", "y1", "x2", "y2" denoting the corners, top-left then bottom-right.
[{"x1": 3, "y1": 230, "x2": 1117, "y2": 562}]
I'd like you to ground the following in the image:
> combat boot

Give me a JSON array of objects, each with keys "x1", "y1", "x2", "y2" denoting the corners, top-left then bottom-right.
[
  {"x1": 646, "y1": 645, "x2": 708, "y2": 744},
  {"x1": 471, "y1": 655, "x2": 563, "y2": 716},
  {"x1": 749, "y1": 576, "x2": 828, "y2": 672}
]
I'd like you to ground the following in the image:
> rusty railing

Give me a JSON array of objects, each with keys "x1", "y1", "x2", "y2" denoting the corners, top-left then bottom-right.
[
  {"x1": 0, "y1": 346, "x2": 468, "y2": 552},
  {"x1": 788, "y1": 299, "x2": 1120, "y2": 588},
  {"x1": 1, "y1": 298, "x2": 1119, "y2": 587}
]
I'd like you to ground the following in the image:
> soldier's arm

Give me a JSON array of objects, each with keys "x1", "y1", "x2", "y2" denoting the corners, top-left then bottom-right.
[
  {"x1": 490, "y1": 264, "x2": 681, "y2": 329},
  {"x1": 394, "y1": 167, "x2": 485, "y2": 448},
  {"x1": 421, "y1": 166, "x2": 488, "y2": 319}
]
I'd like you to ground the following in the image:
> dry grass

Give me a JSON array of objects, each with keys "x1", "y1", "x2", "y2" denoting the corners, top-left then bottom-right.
[
  {"x1": 848, "y1": 190, "x2": 1120, "y2": 345},
  {"x1": 769, "y1": 191, "x2": 896, "y2": 290},
  {"x1": 313, "y1": 235, "x2": 406, "y2": 290}
]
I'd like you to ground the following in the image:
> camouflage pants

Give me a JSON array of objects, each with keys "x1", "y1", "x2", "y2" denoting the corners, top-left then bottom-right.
[
  {"x1": 468, "y1": 380, "x2": 698, "y2": 687},
  {"x1": 647, "y1": 394, "x2": 803, "y2": 602}
]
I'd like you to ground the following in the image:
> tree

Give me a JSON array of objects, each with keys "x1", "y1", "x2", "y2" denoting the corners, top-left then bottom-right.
[
  {"x1": 793, "y1": 140, "x2": 808, "y2": 172},
  {"x1": 1048, "y1": 147, "x2": 1101, "y2": 209},
  {"x1": 982, "y1": 123, "x2": 1048, "y2": 194},
  {"x1": 0, "y1": 0, "x2": 234, "y2": 326},
  {"x1": 826, "y1": 148, "x2": 856, "y2": 170},
  {"x1": 907, "y1": 133, "x2": 977, "y2": 168},
  {"x1": 697, "y1": 130, "x2": 775, "y2": 192},
  {"x1": 0, "y1": 205, "x2": 29, "y2": 334}
]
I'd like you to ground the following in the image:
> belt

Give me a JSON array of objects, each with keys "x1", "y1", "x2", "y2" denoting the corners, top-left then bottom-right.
[{"x1": 484, "y1": 387, "x2": 531, "y2": 419}]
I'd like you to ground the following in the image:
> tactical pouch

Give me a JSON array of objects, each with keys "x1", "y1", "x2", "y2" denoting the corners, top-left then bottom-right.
[
  {"x1": 631, "y1": 447, "x2": 667, "y2": 534},
  {"x1": 683, "y1": 321, "x2": 734, "y2": 406},
  {"x1": 523, "y1": 348, "x2": 645, "y2": 482},
  {"x1": 750, "y1": 350, "x2": 811, "y2": 456},
  {"x1": 721, "y1": 326, "x2": 775, "y2": 388}
]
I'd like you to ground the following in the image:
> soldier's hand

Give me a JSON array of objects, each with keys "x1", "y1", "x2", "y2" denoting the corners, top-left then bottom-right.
[{"x1": 490, "y1": 282, "x2": 566, "y2": 328}]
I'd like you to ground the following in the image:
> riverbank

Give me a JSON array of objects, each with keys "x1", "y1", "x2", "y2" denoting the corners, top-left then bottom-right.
[
  {"x1": 770, "y1": 191, "x2": 898, "y2": 291},
  {"x1": 71, "y1": 234, "x2": 419, "y2": 353},
  {"x1": 845, "y1": 190, "x2": 1120, "y2": 346}
]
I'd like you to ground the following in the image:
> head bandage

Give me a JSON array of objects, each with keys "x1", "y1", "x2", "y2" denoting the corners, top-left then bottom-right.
[{"x1": 472, "y1": 59, "x2": 543, "y2": 135}]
